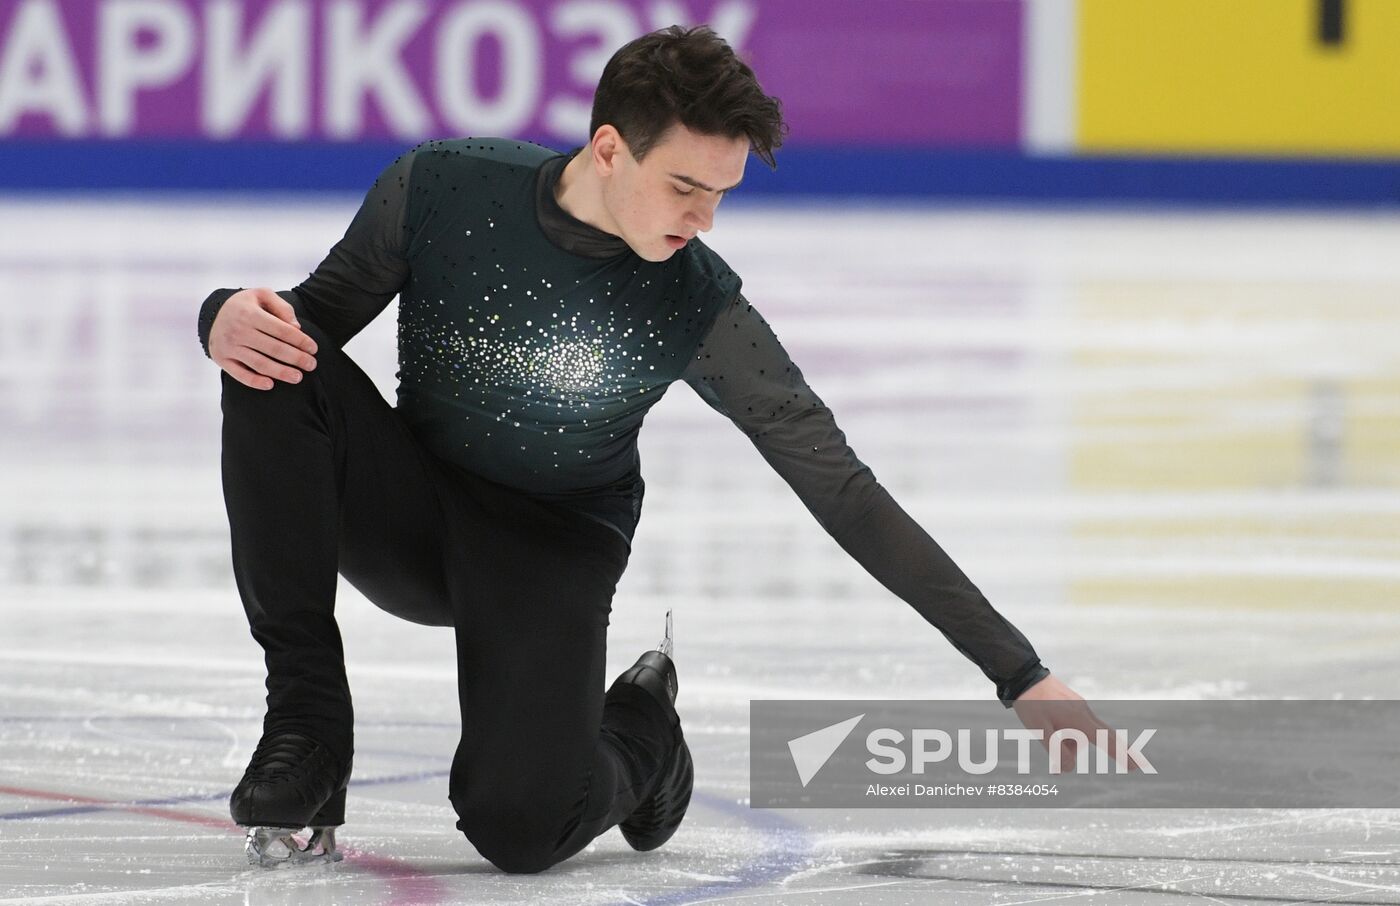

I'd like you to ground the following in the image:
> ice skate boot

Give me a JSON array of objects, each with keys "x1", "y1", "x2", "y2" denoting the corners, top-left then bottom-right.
[
  {"x1": 230, "y1": 731, "x2": 351, "y2": 867},
  {"x1": 613, "y1": 611, "x2": 694, "y2": 851}
]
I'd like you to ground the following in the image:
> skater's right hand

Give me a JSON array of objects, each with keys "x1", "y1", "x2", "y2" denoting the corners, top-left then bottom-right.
[{"x1": 209, "y1": 288, "x2": 319, "y2": 391}]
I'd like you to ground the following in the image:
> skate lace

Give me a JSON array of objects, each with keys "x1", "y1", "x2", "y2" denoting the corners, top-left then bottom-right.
[{"x1": 243, "y1": 733, "x2": 321, "y2": 783}]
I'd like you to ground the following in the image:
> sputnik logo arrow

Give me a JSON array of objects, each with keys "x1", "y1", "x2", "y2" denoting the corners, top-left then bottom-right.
[{"x1": 787, "y1": 714, "x2": 864, "y2": 787}]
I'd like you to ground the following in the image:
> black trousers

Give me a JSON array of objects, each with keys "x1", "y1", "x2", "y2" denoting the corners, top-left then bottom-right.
[{"x1": 219, "y1": 318, "x2": 673, "y2": 873}]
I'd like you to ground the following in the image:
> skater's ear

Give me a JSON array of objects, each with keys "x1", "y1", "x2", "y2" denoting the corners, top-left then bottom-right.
[{"x1": 590, "y1": 125, "x2": 631, "y2": 177}]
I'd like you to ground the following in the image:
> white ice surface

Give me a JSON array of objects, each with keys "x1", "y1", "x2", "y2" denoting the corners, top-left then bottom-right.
[{"x1": 1, "y1": 198, "x2": 1399, "y2": 904}]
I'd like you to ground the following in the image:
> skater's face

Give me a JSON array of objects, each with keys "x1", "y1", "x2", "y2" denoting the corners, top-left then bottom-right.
[{"x1": 594, "y1": 123, "x2": 749, "y2": 262}]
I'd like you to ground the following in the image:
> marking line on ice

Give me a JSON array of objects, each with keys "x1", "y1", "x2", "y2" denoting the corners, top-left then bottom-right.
[
  {"x1": 0, "y1": 776, "x2": 452, "y2": 904},
  {"x1": 626, "y1": 791, "x2": 812, "y2": 906},
  {"x1": 0, "y1": 717, "x2": 812, "y2": 904}
]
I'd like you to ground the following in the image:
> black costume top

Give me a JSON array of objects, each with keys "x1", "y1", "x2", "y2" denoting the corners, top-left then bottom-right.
[{"x1": 197, "y1": 139, "x2": 1050, "y2": 704}]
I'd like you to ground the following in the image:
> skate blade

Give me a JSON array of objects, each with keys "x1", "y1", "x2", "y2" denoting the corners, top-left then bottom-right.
[
  {"x1": 658, "y1": 609, "x2": 673, "y2": 658},
  {"x1": 244, "y1": 826, "x2": 343, "y2": 868}
]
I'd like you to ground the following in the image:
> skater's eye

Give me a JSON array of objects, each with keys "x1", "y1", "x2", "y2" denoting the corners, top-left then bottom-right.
[{"x1": 673, "y1": 186, "x2": 695, "y2": 197}]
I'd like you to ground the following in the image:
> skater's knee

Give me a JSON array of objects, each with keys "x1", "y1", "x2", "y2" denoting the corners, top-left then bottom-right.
[
  {"x1": 453, "y1": 798, "x2": 573, "y2": 874},
  {"x1": 475, "y1": 840, "x2": 558, "y2": 875},
  {"x1": 218, "y1": 316, "x2": 336, "y2": 406}
]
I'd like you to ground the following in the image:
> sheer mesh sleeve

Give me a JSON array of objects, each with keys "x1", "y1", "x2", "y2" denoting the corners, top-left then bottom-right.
[
  {"x1": 682, "y1": 293, "x2": 1049, "y2": 704},
  {"x1": 197, "y1": 146, "x2": 416, "y2": 355}
]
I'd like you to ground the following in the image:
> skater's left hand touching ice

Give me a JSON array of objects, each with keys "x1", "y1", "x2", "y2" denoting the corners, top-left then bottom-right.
[{"x1": 1012, "y1": 674, "x2": 1141, "y2": 772}]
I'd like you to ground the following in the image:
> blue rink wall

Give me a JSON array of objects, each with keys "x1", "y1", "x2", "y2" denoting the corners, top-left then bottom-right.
[
  {"x1": 4, "y1": 0, "x2": 1400, "y2": 206},
  {"x1": 3, "y1": 141, "x2": 1400, "y2": 206},
  {"x1": 5, "y1": 0, "x2": 1400, "y2": 205}
]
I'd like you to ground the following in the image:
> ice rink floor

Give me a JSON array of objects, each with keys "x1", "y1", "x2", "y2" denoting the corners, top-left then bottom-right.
[{"x1": 2, "y1": 197, "x2": 1399, "y2": 904}]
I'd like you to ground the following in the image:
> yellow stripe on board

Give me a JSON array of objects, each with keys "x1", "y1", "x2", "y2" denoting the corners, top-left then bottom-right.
[
  {"x1": 1078, "y1": 0, "x2": 1400, "y2": 155},
  {"x1": 1070, "y1": 577, "x2": 1400, "y2": 612},
  {"x1": 1065, "y1": 271, "x2": 1400, "y2": 611},
  {"x1": 1347, "y1": 376, "x2": 1400, "y2": 485}
]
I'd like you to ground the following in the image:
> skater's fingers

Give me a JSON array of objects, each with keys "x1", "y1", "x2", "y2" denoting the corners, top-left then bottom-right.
[
  {"x1": 1034, "y1": 705, "x2": 1094, "y2": 773},
  {"x1": 246, "y1": 319, "x2": 318, "y2": 371},
  {"x1": 1057, "y1": 705, "x2": 1140, "y2": 773},
  {"x1": 1098, "y1": 722, "x2": 1142, "y2": 772},
  {"x1": 237, "y1": 346, "x2": 307, "y2": 386},
  {"x1": 1043, "y1": 733, "x2": 1077, "y2": 773},
  {"x1": 250, "y1": 305, "x2": 317, "y2": 355},
  {"x1": 252, "y1": 287, "x2": 300, "y2": 325},
  {"x1": 1059, "y1": 737, "x2": 1078, "y2": 771},
  {"x1": 223, "y1": 357, "x2": 275, "y2": 391}
]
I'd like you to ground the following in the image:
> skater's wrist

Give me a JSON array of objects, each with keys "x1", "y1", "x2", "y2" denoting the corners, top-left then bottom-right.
[
  {"x1": 998, "y1": 660, "x2": 1051, "y2": 706},
  {"x1": 198, "y1": 287, "x2": 243, "y2": 358}
]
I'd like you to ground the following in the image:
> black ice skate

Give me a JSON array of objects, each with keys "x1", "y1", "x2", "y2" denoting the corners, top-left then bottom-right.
[
  {"x1": 230, "y1": 731, "x2": 351, "y2": 867},
  {"x1": 614, "y1": 611, "x2": 694, "y2": 852}
]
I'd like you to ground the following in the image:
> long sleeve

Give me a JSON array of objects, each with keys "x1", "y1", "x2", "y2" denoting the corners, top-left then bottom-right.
[
  {"x1": 682, "y1": 293, "x2": 1049, "y2": 705},
  {"x1": 197, "y1": 146, "x2": 416, "y2": 355}
]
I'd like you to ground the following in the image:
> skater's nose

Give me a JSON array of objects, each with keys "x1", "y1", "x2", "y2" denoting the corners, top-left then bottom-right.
[{"x1": 684, "y1": 194, "x2": 719, "y2": 234}]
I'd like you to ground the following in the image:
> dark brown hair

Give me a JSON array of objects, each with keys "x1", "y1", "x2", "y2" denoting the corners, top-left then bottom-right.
[{"x1": 590, "y1": 25, "x2": 787, "y2": 169}]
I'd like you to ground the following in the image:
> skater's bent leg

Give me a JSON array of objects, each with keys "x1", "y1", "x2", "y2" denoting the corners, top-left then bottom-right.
[
  {"x1": 220, "y1": 317, "x2": 452, "y2": 760},
  {"x1": 454, "y1": 708, "x2": 674, "y2": 873},
  {"x1": 221, "y1": 333, "x2": 349, "y2": 754},
  {"x1": 441, "y1": 494, "x2": 674, "y2": 873}
]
